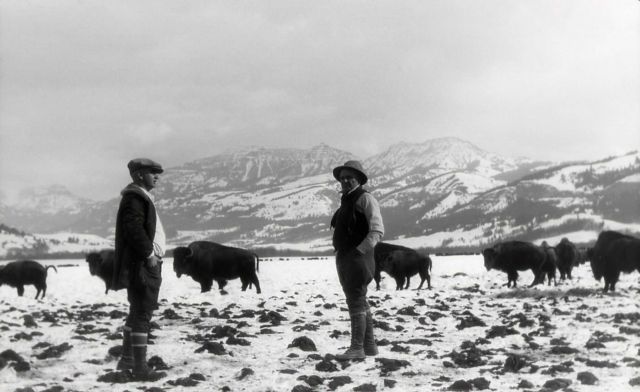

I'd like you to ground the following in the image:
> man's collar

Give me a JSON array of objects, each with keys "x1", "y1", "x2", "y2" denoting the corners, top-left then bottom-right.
[
  {"x1": 345, "y1": 185, "x2": 362, "y2": 196},
  {"x1": 133, "y1": 184, "x2": 154, "y2": 201}
]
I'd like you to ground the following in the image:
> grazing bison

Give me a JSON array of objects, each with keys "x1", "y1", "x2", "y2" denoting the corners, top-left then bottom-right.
[
  {"x1": 555, "y1": 238, "x2": 579, "y2": 280},
  {"x1": 85, "y1": 249, "x2": 115, "y2": 294},
  {"x1": 173, "y1": 241, "x2": 261, "y2": 294},
  {"x1": 0, "y1": 260, "x2": 57, "y2": 299},
  {"x1": 373, "y1": 242, "x2": 415, "y2": 290},
  {"x1": 380, "y1": 249, "x2": 432, "y2": 290},
  {"x1": 482, "y1": 241, "x2": 549, "y2": 288},
  {"x1": 590, "y1": 230, "x2": 640, "y2": 292}
]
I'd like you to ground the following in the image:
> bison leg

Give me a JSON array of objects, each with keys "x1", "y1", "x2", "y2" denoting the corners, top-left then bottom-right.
[
  {"x1": 374, "y1": 270, "x2": 382, "y2": 290},
  {"x1": 529, "y1": 270, "x2": 542, "y2": 287},
  {"x1": 217, "y1": 280, "x2": 228, "y2": 291},
  {"x1": 507, "y1": 271, "x2": 518, "y2": 288},
  {"x1": 394, "y1": 277, "x2": 404, "y2": 290},
  {"x1": 200, "y1": 281, "x2": 213, "y2": 293},
  {"x1": 417, "y1": 270, "x2": 431, "y2": 290},
  {"x1": 17, "y1": 285, "x2": 25, "y2": 297},
  {"x1": 404, "y1": 276, "x2": 411, "y2": 290},
  {"x1": 610, "y1": 272, "x2": 620, "y2": 292},
  {"x1": 604, "y1": 271, "x2": 620, "y2": 292},
  {"x1": 250, "y1": 273, "x2": 261, "y2": 294}
]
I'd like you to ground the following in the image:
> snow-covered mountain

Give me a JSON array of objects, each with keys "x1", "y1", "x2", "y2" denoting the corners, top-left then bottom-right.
[
  {"x1": 0, "y1": 185, "x2": 102, "y2": 234},
  {"x1": 0, "y1": 223, "x2": 113, "y2": 259},
  {"x1": 12, "y1": 185, "x2": 95, "y2": 214},
  {"x1": 1, "y1": 139, "x2": 638, "y2": 257},
  {"x1": 366, "y1": 137, "x2": 528, "y2": 181}
]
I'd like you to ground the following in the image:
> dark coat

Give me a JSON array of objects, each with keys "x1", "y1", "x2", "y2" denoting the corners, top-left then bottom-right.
[
  {"x1": 331, "y1": 187, "x2": 369, "y2": 253},
  {"x1": 112, "y1": 184, "x2": 157, "y2": 291}
]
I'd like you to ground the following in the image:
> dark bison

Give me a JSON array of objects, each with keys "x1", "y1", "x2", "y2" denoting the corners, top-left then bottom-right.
[
  {"x1": 85, "y1": 249, "x2": 115, "y2": 294},
  {"x1": 536, "y1": 242, "x2": 557, "y2": 286},
  {"x1": 373, "y1": 242, "x2": 415, "y2": 290},
  {"x1": 554, "y1": 237, "x2": 579, "y2": 280},
  {"x1": 590, "y1": 230, "x2": 640, "y2": 292},
  {"x1": 0, "y1": 260, "x2": 57, "y2": 299},
  {"x1": 482, "y1": 241, "x2": 550, "y2": 288},
  {"x1": 380, "y1": 249, "x2": 432, "y2": 290},
  {"x1": 173, "y1": 241, "x2": 261, "y2": 294},
  {"x1": 576, "y1": 247, "x2": 590, "y2": 265}
]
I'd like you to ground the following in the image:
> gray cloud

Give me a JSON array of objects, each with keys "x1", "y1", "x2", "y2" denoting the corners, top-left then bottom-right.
[{"x1": 1, "y1": 0, "x2": 638, "y2": 201}]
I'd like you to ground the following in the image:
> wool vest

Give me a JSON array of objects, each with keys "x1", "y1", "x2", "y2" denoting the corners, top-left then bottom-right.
[{"x1": 331, "y1": 187, "x2": 369, "y2": 252}]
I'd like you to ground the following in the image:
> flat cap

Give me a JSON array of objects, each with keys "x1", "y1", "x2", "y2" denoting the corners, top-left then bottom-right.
[{"x1": 127, "y1": 158, "x2": 163, "y2": 174}]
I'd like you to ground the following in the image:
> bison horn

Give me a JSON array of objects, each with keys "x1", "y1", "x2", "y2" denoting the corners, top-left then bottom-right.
[{"x1": 185, "y1": 247, "x2": 193, "y2": 258}]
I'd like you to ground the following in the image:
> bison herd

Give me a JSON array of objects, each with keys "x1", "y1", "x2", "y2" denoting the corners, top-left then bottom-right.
[
  {"x1": 482, "y1": 231, "x2": 640, "y2": 292},
  {"x1": 1, "y1": 230, "x2": 639, "y2": 299}
]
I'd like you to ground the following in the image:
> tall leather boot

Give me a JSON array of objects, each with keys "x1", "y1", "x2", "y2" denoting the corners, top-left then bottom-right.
[
  {"x1": 131, "y1": 331, "x2": 166, "y2": 381},
  {"x1": 116, "y1": 326, "x2": 133, "y2": 370},
  {"x1": 363, "y1": 309, "x2": 378, "y2": 356},
  {"x1": 336, "y1": 312, "x2": 366, "y2": 360}
]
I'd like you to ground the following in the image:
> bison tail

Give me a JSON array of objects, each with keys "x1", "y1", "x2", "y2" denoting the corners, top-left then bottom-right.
[
  {"x1": 254, "y1": 253, "x2": 260, "y2": 273},
  {"x1": 46, "y1": 265, "x2": 58, "y2": 274}
]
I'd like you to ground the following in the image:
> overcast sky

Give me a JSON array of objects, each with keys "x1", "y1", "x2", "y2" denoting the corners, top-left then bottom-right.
[{"x1": 0, "y1": 1, "x2": 638, "y2": 202}]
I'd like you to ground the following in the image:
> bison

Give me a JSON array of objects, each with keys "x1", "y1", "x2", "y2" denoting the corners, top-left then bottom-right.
[
  {"x1": 482, "y1": 241, "x2": 549, "y2": 288},
  {"x1": 590, "y1": 230, "x2": 640, "y2": 292},
  {"x1": 0, "y1": 260, "x2": 57, "y2": 299},
  {"x1": 536, "y1": 241, "x2": 557, "y2": 286},
  {"x1": 380, "y1": 249, "x2": 432, "y2": 290},
  {"x1": 554, "y1": 237, "x2": 579, "y2": 280},
  {"x1": 373, "y1": 242, "x2": 416, "y2": 290},
  {"x1": 85, "y1": 249, "x2": 115, "y2": 294},
  {"x1": 173, "y1": 241, "x2": 261, "y2": 294}
]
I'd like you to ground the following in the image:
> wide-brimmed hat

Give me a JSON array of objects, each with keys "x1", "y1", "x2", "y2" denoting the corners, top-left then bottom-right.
[
  {"x1": 127, "y1": 158, "x2": 164, "y2": 174},
  {"x1": 332, "y1": 160, "x2": 368, "y2": 184}
]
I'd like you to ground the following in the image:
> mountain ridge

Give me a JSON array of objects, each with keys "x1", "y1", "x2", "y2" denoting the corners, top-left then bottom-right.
[{"x1": 1, "y1": 139, "x2": 638, "y2": 257}]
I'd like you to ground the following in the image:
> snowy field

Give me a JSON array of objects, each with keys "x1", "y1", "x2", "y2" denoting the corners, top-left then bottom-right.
[{"x1": 1, "y1": 255, "x2": 640, "y2": 391}]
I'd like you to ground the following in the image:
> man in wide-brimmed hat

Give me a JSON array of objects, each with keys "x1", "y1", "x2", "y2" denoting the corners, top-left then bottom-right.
[
  {"x1": 112, "y1": 158, "x2": 167, "y2": 380},
  {"x1": 330, "y1": 160, "x2": 384, "y2": 360}
]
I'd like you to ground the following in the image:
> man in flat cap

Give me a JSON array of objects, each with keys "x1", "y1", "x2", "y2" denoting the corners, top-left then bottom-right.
[
  {"x1": 112, "y1": 158, "x2": 166, "y2": 380},
  {"x1": 330, "y1": 160, "x2": 384, "y2": 360}
]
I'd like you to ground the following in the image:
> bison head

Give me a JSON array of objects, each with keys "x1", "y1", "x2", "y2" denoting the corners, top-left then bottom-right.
[
  {"x1": 586, "y1": 247, "x2": 604, "y2": 280},
  {"x1": 85, "y1": 252, "x2": 103, "y2": 276},
  {"x1": 482, "y1": 248, "x2": 497, "y2": 271},
  {"x1": 173, "y1": 246, "x2": 193, "y2": 278},
  {"x1": 585, "y1": 247, "x2": 594, "y2": 262},
  {"x1": 380, "y1": 254, "x2": 395, "y2": 273}
]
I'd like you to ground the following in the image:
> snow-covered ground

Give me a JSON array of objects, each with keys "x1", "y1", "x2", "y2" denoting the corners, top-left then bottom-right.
[{"x1": 1, "y1": 255, "x2": 639, "y2": 391}]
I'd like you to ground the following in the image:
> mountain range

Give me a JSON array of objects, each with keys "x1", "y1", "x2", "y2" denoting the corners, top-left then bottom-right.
[{"x1": 1, "y1": 137, "x2": 639, "y2": 257}]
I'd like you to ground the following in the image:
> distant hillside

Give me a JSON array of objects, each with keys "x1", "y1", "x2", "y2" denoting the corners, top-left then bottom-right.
[{"x1": 1, "y1": 139, "x2": 638, "y2": 257}]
